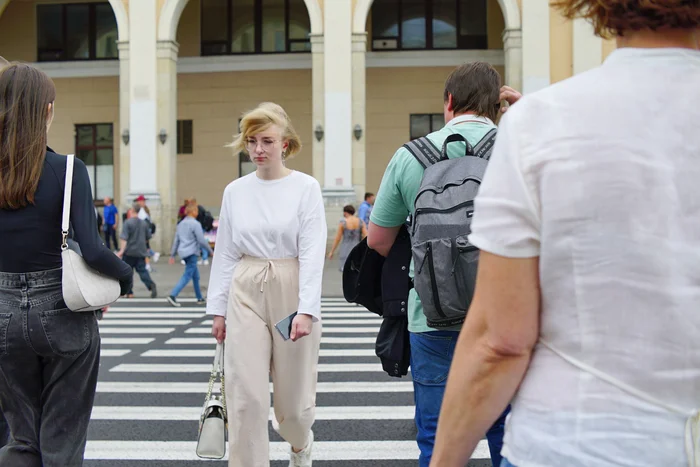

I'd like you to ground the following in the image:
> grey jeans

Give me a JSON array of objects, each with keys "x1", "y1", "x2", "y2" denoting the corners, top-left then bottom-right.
[{"x1": 0, "y1": 268, "x2": 100, "y2": 467}]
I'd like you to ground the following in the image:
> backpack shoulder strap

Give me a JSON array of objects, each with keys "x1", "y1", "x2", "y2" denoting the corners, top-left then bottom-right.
[
  {"x1": 473, "y1": 128, "x2": 498, "y2": 160},
  {"x1": 403, "y1": 137, "x2": 442, "y2": 169}
]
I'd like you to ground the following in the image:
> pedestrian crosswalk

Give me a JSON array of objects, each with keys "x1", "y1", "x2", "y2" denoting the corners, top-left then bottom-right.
[{"x1": 85, "y1": 298, "x2": 493, "y2": 466}]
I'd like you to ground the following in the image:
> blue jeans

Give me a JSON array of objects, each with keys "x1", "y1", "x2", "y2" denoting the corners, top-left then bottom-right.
[
  {"x1": 501, "y1": 459, "x2": 517, "y2": 467},
  {"x1": 201, "y1": 248, "x2": 209, "y2": 261},
  {"x1": 103, "y1": 224, "x2": 117, "y2": 250},
  {"x1": 170, "y1": 255, "x2": 202, "y2": 300},
  {"x1": 410, "y1": 330, "x2": 510, "y2": 467}
]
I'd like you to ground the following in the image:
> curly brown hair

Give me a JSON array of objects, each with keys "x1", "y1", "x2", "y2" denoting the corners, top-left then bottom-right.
[{"x1": 551, "y1": 0, "x2": 700, "y2": 38}]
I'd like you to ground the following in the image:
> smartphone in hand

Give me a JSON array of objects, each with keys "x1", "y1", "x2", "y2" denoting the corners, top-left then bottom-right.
[{"x1": 274, "y1": 312, "x2": 298, "y2": 341}]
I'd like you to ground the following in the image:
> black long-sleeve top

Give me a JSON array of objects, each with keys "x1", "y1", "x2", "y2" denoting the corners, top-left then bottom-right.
[{"x1": 0, "y1": 148, "x2": 132, "y2": 292}]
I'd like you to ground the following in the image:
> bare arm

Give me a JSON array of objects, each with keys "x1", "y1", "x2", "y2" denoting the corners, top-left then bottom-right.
[
  {"x1": 430, "y1": 252, "x2": 540, "y2": 466},
  {"x1": 328, "y1": 222, "x2": 344, "y2": 257},
  {"x1": 367, "y1": 221, "x2": 401, "y2": 257}
]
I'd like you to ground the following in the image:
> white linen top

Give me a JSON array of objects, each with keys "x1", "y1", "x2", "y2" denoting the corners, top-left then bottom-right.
[
  {"x1": 469, "y1": 47, "x2": 700, "y2": 467},
  {"x1": 205, "y1": 171, "x2": 327, "y2": 321}
]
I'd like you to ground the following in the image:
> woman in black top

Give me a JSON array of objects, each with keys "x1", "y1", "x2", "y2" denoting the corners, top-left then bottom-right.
[{"x1": 0, "y1": 63, "x2": 132, "y2": 466}]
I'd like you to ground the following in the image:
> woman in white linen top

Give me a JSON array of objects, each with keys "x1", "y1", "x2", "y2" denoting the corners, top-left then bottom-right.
[
  {"x1": 206, "y1": 102, "x2": 326, "y2": 467},
  {"x1": 429, "y1": 2, "x2": 700, "y2": 467}
]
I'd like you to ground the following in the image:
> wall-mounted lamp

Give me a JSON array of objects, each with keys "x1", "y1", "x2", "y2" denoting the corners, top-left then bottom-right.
[
  {"x1": 121, "y1": 129, "x2": 130, "y2": 146},
  {"x1": 158, "y1": 129, "x2": 168, "y2": 145},
  {"x1": 353, "y1": 124, "x2": 363, "y2": 141},
  {"x1": 314, "y1": 124, "x2": 324, "y2": 142}
]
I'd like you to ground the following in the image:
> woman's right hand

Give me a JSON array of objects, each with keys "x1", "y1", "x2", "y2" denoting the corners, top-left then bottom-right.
[{"x1": 212, "y1": 316, "x2": 226, "y2": 344}]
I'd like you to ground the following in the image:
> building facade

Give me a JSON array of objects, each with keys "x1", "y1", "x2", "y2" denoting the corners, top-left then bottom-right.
[{"x1": 0, "y1": 0, "x2": 616, "y2": 250}]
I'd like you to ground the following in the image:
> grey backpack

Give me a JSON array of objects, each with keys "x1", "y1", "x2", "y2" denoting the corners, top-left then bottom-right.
[{"x1": 404, "y1": 129, "x2": 497, "y2": 328}]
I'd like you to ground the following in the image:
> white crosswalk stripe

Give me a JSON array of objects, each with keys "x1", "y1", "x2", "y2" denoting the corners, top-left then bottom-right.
[{"x1": 86, "y1": 298, "x2": 491, "y2": 466}]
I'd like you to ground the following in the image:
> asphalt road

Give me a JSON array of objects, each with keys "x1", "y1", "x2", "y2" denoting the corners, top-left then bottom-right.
[{"x1": 83, "y1": 297, "x2": 492, "y2": 467}]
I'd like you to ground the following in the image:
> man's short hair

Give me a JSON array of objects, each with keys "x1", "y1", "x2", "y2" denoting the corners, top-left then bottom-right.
[
  {"x1": 364, "y1": 192, "x2": 374, "y2": 200},
  {"x1": 443, "y1": 62, "x2": 501, "y2": 122},
  {"x1": 185, "y1": 203, "x2": 198, "y2": 216}
]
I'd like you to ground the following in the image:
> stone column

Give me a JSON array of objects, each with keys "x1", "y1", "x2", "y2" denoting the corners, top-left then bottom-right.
[
  {"x1": 322, "y1": 0, "x2": 355, "y2": 207},
  {"x1": 156, "y1": 39, "x2": 179, "y2": 253},
  {"x1": 117, "y1": 40, "x2": 131, "y2": 210},
  {"x1": 351, "y1": 32, "x2": 367, "y2": 201},
  {"x1": 310, "y1": 33, "x2": 325, "y2": 185},
  {"x1": 521, "y1": 0, "x2": 550, "y2": 94},
  {"x1": 127, "y1": 0, "x2": 162, "y2": 250},
  {"x1": 502, "y1": 28, "x2": 522, "y2": 93}
]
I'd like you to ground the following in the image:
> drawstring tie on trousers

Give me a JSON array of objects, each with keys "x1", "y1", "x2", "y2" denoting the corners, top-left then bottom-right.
[
  {"x1": 540, "y1": 338, "x2": 700, "y2": 467},
  {"x1": 253, "y1": 261, "x2": 276, "y2": 293}
]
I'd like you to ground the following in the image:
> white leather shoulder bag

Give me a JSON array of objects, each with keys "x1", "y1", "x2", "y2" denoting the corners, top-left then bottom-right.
[
  {"x1": 62, "y1": 154, "x2": 121, "y2": 312},
  {"x1": 196, "y1": 342, "x2": 228, "y2": 459}
]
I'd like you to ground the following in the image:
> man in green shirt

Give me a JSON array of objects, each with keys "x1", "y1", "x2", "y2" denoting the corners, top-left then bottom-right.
[{"x1": 367, "y1": 62, "x2": 521, "y2": 467}]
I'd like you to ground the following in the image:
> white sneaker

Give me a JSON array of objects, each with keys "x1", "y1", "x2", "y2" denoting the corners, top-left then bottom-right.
[
  {"x1": 152, "y1": 252, "x2": 161, "y2": 263},
  {"x1": 203, "y1": 260, "x2": 210, "y2": 266},
  {"x1": 197, "y1": 260, "x2": 203, "y2": 265},
  {"x1": 289, "y1": 431, "x2": 313, "y2": 467}
]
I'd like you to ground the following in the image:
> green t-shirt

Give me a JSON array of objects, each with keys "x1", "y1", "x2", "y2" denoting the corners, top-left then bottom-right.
[{"x1": 369, "y1": 117, "x2": 496, "y2": 333}]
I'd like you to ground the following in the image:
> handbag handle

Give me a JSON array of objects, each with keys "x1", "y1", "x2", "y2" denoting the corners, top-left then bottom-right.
[
  {"x1": 204, "y1": 343, "x2": 227, "y2": 413},
  {"x1": 213, "y1": 342, "x2": 224, "y2": 375},
  {"x1": 61, "y1": 154, "x2": 75, "y2": 251}
]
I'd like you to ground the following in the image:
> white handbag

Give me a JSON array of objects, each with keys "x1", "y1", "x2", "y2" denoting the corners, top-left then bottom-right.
[
  {"x1": 61, "y1": 154, "x2": 121, "y2": 312},
  {"x1": 196, "y1": 342, "x2": 228, "y2": 459}
]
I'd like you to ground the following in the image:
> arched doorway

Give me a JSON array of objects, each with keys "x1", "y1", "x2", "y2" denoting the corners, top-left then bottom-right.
[
  {"x1": 352, "y1": 0, "x2": 521, "y2": 88},
  {"x1": 153, "y1": 0, "x2": 324, "y2": 215},
  {"x1": 350, "y1": 0, "x2": 523, "y2": 194},
  {"x1": 158, "y1": 0, "x2": 323, "y2": 41}
]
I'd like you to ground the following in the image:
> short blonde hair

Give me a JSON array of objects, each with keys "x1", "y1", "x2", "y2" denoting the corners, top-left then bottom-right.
[{"x1": 228, "y1": 102, "x2": 302, "y2": 160}]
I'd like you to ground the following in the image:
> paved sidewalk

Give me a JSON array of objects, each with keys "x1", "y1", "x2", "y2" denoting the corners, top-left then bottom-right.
[{"x1": 126, "y1": 255, "x2": 345, "y2": 299}]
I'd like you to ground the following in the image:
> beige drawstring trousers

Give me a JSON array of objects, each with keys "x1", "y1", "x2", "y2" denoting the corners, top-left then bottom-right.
[{"x1": 224, "y1": 255, "x2": 322, "y2": 467}]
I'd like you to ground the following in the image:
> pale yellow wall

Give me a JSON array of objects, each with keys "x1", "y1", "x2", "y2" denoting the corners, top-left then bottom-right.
[
  {"x1": 177, "y1": 70, "x2": 312, "y2": 210},
  {"x1": 550, "y1": 6, "x2": 573, "y2": 83},
  {"x1": 177, "y1": 0, "x2": 200, "y2": 57},
  {"x1": 365, "y1": 65, "x2": 504, "y2": 193},
  {"x1": 602, "y1": 38, "x2": 616, "y2": 60},
  {"x1": 49, "y1": 77, "x2": 122, "y2": 200},
  {"x1": 487, "y1": 0, "x2": 505, "y2": 49},
  {"x1": 0, "y1": 1, "x2": 35, "y2": 61}
]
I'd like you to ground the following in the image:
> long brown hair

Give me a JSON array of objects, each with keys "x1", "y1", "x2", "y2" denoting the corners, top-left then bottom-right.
[{"x1": 0, "y1": 63, "x2": 56, "y2": 210}]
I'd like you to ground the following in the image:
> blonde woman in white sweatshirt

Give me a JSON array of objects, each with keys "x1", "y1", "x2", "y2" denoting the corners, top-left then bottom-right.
[{"x1": 206, "y1": 102, "x2": 326, "y2": 467}]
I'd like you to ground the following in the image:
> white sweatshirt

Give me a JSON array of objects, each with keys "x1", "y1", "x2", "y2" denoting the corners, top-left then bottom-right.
[{"x1": 205, "y1": 171, "x2": 327, "y2": 321}]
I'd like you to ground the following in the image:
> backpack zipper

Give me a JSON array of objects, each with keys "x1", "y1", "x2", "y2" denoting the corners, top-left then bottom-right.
[
  {"x1": 414, "y1": 199, "x2": 474, "y2": 217},
  {"x1": 426, "y1": 243, "x2": 446, "y2": 319},
  {"x1": 415, "y1": 177, "x2": 482, "y2": 199}
]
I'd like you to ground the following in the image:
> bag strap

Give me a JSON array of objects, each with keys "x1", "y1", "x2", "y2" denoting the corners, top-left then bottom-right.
[
  {"x1": 404, "y1": 137, "x2": 442, "y2": 169},
  {"x1": 473, "y1": 128, "x2": 498, "y2": 160},
  {"x1": 61, "y1": 154, "x2": 75, "y2": 251}
]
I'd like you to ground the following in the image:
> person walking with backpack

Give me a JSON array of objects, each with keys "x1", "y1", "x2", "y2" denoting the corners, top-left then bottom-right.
[
  {"x1": 367, "y1": 61, "x2": 521, "y2": 467},
  {"x1": 167, "y1": 203, "x2": 212, "y2": 306},
  {"x1": 0, "y1": 62, "x2": 132, "y2": 466}
]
